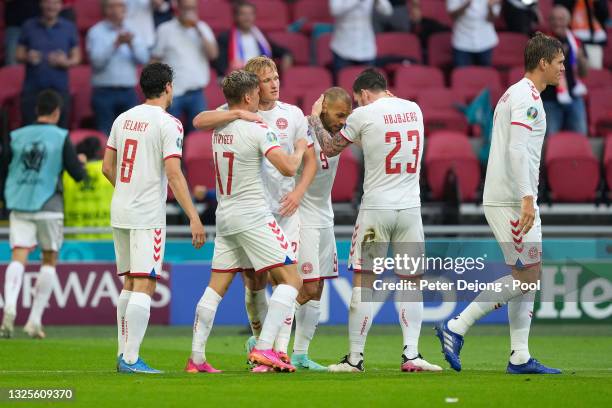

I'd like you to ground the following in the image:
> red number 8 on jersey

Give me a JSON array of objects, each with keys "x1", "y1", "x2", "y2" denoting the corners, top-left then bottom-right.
[{"x1": 120, "y1": 138, "x2": 138, "y2": 183}]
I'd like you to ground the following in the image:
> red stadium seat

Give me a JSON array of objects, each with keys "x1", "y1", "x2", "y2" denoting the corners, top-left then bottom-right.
[
  {"x1": 545, "y1": 131, "x2": 600, "y2": 202},
  {"x1": 74, "y1": 0, "x2": 103, "y2": 33},
  {"x1": 507, "y1": 66, "x2": 524, "y2": 87},
  {"x1": 421, "y1": 0, "x2": 453, "y2": 28},
  {"x1": 451, "y1": 66, "x2": 503, "y2": 94},
  {"x1": 376, "y1": 32, "x2": 422, "y2": 65},
  {"x1": 492, "y1": 33, "x2": 529, "y2": 70},
  {"x1": 279, "y1": 87, "x2": 302, "y2": 108},
  {"x1": 69, "y1": 129, "x2": 108, "y2": 155},
  {"x1": 184, "y1": 130, "x2": 217, "y2": 190},
  {"x1": 69, "y1": 65, "x2": 93, "y2": 129},
  {"x1": 315, "y1": 33, "x2": 333, "y2": 67},
  {"x1": 204, "y1": 83, "x2": 226, "y2": 111},
  {"x1": 331, "y1": 148, "x2": 359, "y2": 202},
  {"x1": 198, "y1": 0, "x2": 232, "y2": 34},
  {"x1": 425, "y1": 131, "x2": 480, "y2": 201},
  {"x1": 283, "y1": 66, "x2": 333, "y2": 94},
  {"x1": 535, "y1": 0, "x2": 553, "y2": 32},
  {"x1": 250, "y1": 0, "x2": 289, "y2": 33},
  {"x1": 0, "y1": 65, "x2": 25, "y2": 129},
  {"x1": 291, "y1": 0, "x2": 333, "y2": 33},
  {"x1": 394, "y1": 65, "x2": 445, "y2": 90},
  {"x1": 427, "y1": 32, "x2": 453, "y2": 69},
  {"x1": 604, "y1": 134, "x2": 612, "y2": 193},
  {"x1": 418, "y1": 88, "x2": 469, "y2": 134},
  {"x1": 337, "y1": 66, "x2": 387, "y2": 93},
  {"x1": 583, "y1": 69, "x2": 612, "y2": 91},
  {"x1": 588, "y1": 89, "x2": 612, "y2": 136},
  {"x1": 267, "y1": 31, "x2": 310, "y2": 66},
  {"x1": 302, "y1": 89, "x2": 331, "y2": 113},
  {"x1": 605, "y1": 36, "x2": 612, "y2": 70}
]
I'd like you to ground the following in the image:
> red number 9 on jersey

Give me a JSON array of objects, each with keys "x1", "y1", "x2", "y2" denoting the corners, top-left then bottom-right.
[{"x1": 120, "y1": 138, "x2": 138, "y2": 183}]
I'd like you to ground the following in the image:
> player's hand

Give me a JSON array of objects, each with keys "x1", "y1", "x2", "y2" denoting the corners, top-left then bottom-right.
[
  {"x1": 190, "y1": 218, "x2": 206, "y2": 249},
  {"x1": 279, "y1": 190, "x2": 303, "y2": 217},
  {"x1": 238, "y1": 110, "x2": 263, "y2": 123},
  {"x1": 311, "y1": 94, "x2": 324, "y2": 117},
  {"x1": 519, "y1": 196, "x2": 535, "y2": 235}
]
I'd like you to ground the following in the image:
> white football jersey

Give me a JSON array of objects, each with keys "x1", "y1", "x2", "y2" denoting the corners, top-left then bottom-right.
[
  {"x1": 258, "y1": 101, "x2": 312, "y2": 214},
  {"x1": 212, "y1": 119, "x2": 282, "y2": 236},
  {"x1": 340, "y1": 97, "x2": 424, "y2": 210},
  {"x1": 300, "y1": 135, "x2": 339, "y2": 228},
  {"x1": 107, "y1": 104, "x2": 183, "y2": 229},
  {"x1": 483, "y1": 77, "x2": 546, "y2": 206}
]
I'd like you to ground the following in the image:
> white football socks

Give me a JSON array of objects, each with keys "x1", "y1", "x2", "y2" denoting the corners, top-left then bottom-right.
[
  {"x1": 348, "y1": 287, "x2": 373, "y2": 364},
  {"x1": 27, "y1": 265, "x2": 56, "y2": 327},
  {"x1": 116, "y1": 289, "x2": 132, "y2": 357},
  {"x1": 274, "y1": 301, "x2": 295, "y2": 354},
  {"x1": 448, "y1": 275, "x2": 523, "y2": 336},
  {"x1": 123, "y1": 292, "x2": 151, "y2": 365},
  {"x1": 191, "y1": 287, "x2": 222, "y2": 364},
  {"x1": 3, "y1": 261, "x2": 24, "y2": 316},
  {"x1": 256, "y1": 284, "x2": 298, "y2": 350},
  {"x1": 397, "y1": 288, "x2": 423, "y2": 359},
  {"x1": 508, "y1": 290, "x2": 535, "y2": 365},
  {"x1": 293, "y1": 300, "x2": 321, "y2": 355},
  {"x1": 244, "y1": 287, "x2": 268, "y2": 337}
]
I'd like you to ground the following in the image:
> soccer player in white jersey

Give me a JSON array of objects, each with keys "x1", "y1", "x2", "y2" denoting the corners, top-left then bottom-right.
[
  {"x1": 310, "y1": 68, "x2": 441, "y2": 373},
  {"x1": 102, "y1": 63, "x2": 206, "y2": 374},
  {"x1": 193, "y1": 56, "x2": 317, "y2": 367},
  {"x1": 187, "y1": 70, "x2": 308, "y2": 373},
  {"x1": 435, "y1": 33, "x2": 564, "y2": 375}
]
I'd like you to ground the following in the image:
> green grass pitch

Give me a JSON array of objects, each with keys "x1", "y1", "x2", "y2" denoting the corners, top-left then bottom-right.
[{"x1": 1, "y1": 324, "x2": 611, "y2": 407}]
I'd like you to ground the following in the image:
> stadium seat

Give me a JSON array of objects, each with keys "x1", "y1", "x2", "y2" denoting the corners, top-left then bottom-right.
[
  {"x1": 331, "y1": 148, "x2": 359, "y2": 202},
  {"x1": 249, "y1": 0, "x2": 289, "y2": 33},
  {"x1": 267, "y1": 31, "x2": 310, "y2": 66},
  {"x1": 315, "y1": 33, "x2": 333, "y2": 67},
  {"x1": 69, "y1": 65, "x2": 93, "y2": 129},
  {"x1": 69, "y1": 129, "x2": 108, "y2": 154},
  {"x1": 583, "y1": 69, "x2": 612, "y2": 91},
  {"x1": 283, "y1": 66, "x2": 333, "y2": 94},
  {"x1": 291, "y1": 0, "x2": 333, "y2": 33},
  {"x1": 588, "y1": 89, "x2": 612, "y2": 136},
  {"x1": 198, "y1": 0, "x2": 232, "y2": 34},
  {"x1": 605, "y1": 36, "x2": 612, "y2": 70},
  {"x1": 535, "y1": 0, "x2": 553, "y2": 32},
  {"x1": 184, "y1": 130, "x2": 217, "y2": 191},
  {"x1": 604, "y1": 134, "x2": 612, "y2": 194},
  {"x1": 507, "y1": 66, "x2": 524, "y2": 87},
  {"x1": 427, "y1": 32, "x2": 453, "y2": 69},
  {"x1": 545, "y1": 132, "x2": 600, "y2": 202},
  {"x1": 279, "y1": 87, "x2": 302, "y2": 108},
  {"x1": 421, "y1": 0, "x2": 453, "y2": 28},
  {"x1": 418, "y1": 88, "x2": 469, "y2": 134},
  {"x1": 0, "y1": 65, "x2": 24, "y2": 129},
  {"x1": 301, "y1": 89, "x2": 329, "y2": 113},
  {"x1": 492, "y1": 32, "x2": 529, "y2": 70},
  {"x1": 425, "y1": 131, "x2": 480, "y2": 201},
  {"x1": 451, "y1": 66, "x2": 503, "y2": 95},
  {"x1": 375, "y1": 32, "x2": 422, "y2": 67},
  {"x1": 394, "y1": 65, "x2": 445, "y2": 91},
  {"x1": 338, "y1": 66, "x2": 387, "y2": 93},
  {"x1": 74, "y1": 0, "x2": 103, "y2": 34},
  {"x1": 204, "y1": 83, "x2": 226, "y2": 111}
]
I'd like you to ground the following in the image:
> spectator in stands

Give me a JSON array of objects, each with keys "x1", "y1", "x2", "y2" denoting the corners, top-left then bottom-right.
[
  {"x1": 542, "y1": 5, "x2": 588, "y2": 136},
  {"x1": 329, "y1": 0, "x2": 393, "y2": 74},
  {"x1": 215, "y1": 1, "x2": 293, "y2": 76},
  {"x1": 153, "y1": 0, "x2": 173, "y2": 27},
  {"x1": 3, "y1": 0, "x2": 39, "y2": 66},
  {"x1": 151, "y1": 0, "x2": 218, "y2": 134},
  {"x1": 373, "y1": 0, "x2": 421, "y2": 33},
  {"x1": 447, "y1": 0, "x2": 502, "y2": 67},
  {"x1": 555, "y1": 0, "x2": 609, "y2": 69},
  {"x1": 87, "y1": 0, "x2": 149, "y2": 136},
  {"x1": 125, "y1": 0, "x2": 167, "y2": 48},
  {"x1": 17, "y1": 0, "x2": 81, "y2": 127},
  {"x1": 502, "y1": 0, "x2": 541, "y2": 35}
]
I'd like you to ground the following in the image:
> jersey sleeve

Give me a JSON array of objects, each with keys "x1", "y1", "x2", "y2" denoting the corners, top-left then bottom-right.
[
  {"x1": 294, "y1": 107, "x2": 313, "y2": 146},
  {"x1": 509, "y1": 91, "x2": 539, "y2": 132},
  {"x1": 161, "y1": 114, "x2": 184, "y2": 160},
  {"x1": 256, "y1": 125, "x2": 282, "y2": 156},
  {"x1": 107, "y1": 118, "x2": 118, "y2": 151},
  {"x1": 339, "y1": 109, "x2": 362, "y2": 144}
]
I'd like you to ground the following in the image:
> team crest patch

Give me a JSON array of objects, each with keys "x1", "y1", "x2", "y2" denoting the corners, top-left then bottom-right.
[
  {"x1": 528, "y1": 246, "x2": 539, "y2": 260},
  {"x1": 266, "y1": 131, "x2": 279, "y2": 143},
  {"x1": 301, "y1": 262, "x2": 313, "y2": 274},
  {"x1": 176, "y1": 137, "x2": 183, "y2": 149},
  {"x1": 276, "y1": 118, "x2": 288, "y2": 130},
  {"x1": 526, "y1": 107, "x2": 538, "y2": 120}
]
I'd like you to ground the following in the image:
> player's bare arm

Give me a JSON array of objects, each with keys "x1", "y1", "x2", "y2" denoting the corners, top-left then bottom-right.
[
  {"x1": 279, "y1": 145, "x2": 317, "y2": 217},
  {"x1": 102, "y1": 148, "x2": 117, "y2": 187},
  {"x1": 164, "y1": 157, "x2": 205, "y2": 249},
  {"x1": 266, "y1": 138, "x2": 308, "y2": 177},
  {"x1": 192, "y1": 109, "x2": 262, "y2": 130},
  {"x1": 308, "y1": 95, "x2": 349, "y2": 157}
]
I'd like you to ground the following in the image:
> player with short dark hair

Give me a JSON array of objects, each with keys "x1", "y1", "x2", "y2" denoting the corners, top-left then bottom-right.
[{"x1": 435, "y1": 32, "x2": 564, "y2": 375}]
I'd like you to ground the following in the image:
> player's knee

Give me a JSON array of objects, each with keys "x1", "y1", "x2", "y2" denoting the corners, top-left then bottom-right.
[
  {"x1": 11, "y1": 248, "x2": 29, "y2": 265},
  {"x1": 512, "y1": 263, "x2": 541, "y2": 284},
  {"x1": 301, "y1": 280, "x2": 320, "y2": 300},
  {"x1": 41, "y1": 251, "x2": 57, "y2": 266}
]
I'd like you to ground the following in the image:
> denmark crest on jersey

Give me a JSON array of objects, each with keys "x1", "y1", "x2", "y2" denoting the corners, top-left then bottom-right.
[{"x1": 276, "y1": 118, "x2": 288, "y2": 130}]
